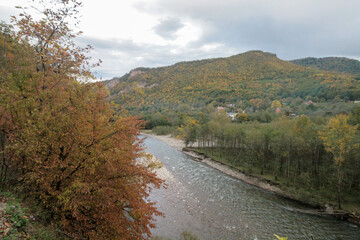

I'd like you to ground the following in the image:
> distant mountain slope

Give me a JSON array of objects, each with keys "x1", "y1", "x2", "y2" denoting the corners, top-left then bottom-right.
[
  {"x1": 290, "y1": 57, "x2": 360, "y2": 75},
  {"x1": 104, "y1": 51, "x2": 360, "y2": 109}
]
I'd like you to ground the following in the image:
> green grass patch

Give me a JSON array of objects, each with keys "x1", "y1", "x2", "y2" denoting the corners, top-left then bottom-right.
[
  {"x1": 0, "y1": 191, "x2": 68, "y2": 240},
  {"x1": 141, "y1": 129, "x2": 153, "y2": 133},
  {"x1": 152, "y1": 126, "x2": 177, "y2": 135}
]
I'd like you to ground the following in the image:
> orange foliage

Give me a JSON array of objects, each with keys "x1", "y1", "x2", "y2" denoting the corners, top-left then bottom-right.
[{"x1": 0, "y1": 1, "x2": 163, "y2": 239}]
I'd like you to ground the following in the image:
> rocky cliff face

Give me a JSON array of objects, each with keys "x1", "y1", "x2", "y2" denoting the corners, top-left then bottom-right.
[
  {"x1": 102, "y1": 69, "x2": 146, "y2": 90},
  {"x1": 129, "y1": 70, "x2": 145, "y2": 78},
  {"x1": 102, "y1": 78, "x2": 120, "y2": 89}
]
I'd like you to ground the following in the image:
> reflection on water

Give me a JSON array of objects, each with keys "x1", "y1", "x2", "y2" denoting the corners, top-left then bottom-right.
[{"x1": 144, "y1": 136, "x2": 360, "y2": 240}]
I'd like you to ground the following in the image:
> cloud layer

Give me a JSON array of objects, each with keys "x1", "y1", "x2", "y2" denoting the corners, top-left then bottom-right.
[
  {"x1": 137, "y1": 0, "x2": 360, "y2": 57},
  {"x1": 1, "y1": 0, "x2": 359, "y2": 79},
  {"x1": 153, "y1": 17, "x2": 184, "y2": 40}
]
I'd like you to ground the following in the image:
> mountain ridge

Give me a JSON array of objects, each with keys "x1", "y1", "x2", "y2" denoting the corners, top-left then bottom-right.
[
  {"x1": 103, "y1": 50, "x2": 360, "y2": 110},
  {"x1": 290, "y1": 56, "x2": 360, "y2": 75}
]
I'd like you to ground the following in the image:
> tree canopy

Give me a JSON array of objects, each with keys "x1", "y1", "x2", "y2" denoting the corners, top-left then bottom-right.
[
  {"x1": 0, "y1": 1, "x2": 163, "y2": 239},
  {"x1": 105, "y1": 51, "x2": 360, "y2": 112}
]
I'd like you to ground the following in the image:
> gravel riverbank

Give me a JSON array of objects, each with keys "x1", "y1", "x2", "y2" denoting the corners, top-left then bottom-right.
[{"x1": 141, "y1": 132, "x2": 284, "y2": 195}]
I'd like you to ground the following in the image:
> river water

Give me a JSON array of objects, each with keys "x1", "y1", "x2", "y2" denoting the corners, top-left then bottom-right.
[{"x1": 144, "y1": 136, "x2": 360, "y2": 240}]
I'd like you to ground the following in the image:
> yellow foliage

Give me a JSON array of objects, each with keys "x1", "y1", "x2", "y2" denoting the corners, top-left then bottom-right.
[
  {"x1": 271, "y1": 100, "x2": 282, "y2": 109},
  {"x1": 318, "y1": 114, "x2": 358, "y2": 166}
]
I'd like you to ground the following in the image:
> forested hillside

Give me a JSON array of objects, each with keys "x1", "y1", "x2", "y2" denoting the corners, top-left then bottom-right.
[
  {"x1": 104, "y1": 50, "x2": 360, "y2": 217},
  {"x1": 290, "y1": 57, "x2": 360, "y2": 75},
  {"x1": 105, "y1": 51, "x2": 360, "y2": 111}
]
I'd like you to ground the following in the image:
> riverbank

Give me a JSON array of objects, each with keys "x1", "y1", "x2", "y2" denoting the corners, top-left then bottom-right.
[
  {"x1": 142, "y1": 133, "x2": 289, "y2": 196},
  {"x1": 142, "y1": 133, "x2": 185, "y2": 151},
  {"x1": 142, "y1": 132, "x2": 360, "y2": 226}
]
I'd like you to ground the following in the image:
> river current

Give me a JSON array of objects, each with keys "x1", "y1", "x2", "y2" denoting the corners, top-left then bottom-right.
[{"x1": 144, "y1": 136, "x2": 360, "y2": 240}]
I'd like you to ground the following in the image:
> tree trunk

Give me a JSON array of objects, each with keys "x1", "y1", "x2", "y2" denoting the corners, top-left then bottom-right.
[
  {"x1": 0, "y1": 131, "x2": 7, "y2": 188},
  {"x1": 337, "y1": 164, "x2": 342, "y2": 209}
]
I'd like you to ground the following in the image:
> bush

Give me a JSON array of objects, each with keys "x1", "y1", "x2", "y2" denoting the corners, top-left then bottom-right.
[
  {"x1": 181, "y1": 230, "x2": 200, "y2": 240},
  {"x1": 152, "y1": 126, "x2": 176, "y2": 135}
]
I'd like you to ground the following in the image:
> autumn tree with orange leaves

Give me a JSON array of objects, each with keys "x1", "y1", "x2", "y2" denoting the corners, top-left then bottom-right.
[{"x1": 0, "y1": 1, "x2": 163, "y2": 239}]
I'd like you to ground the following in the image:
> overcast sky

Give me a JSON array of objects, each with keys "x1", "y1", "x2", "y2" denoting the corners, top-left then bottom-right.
[{"x1": 1, "y1": 0, "x2": 360, "y2": 80}]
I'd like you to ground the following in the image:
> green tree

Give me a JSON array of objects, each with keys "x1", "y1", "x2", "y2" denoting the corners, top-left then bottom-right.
[
  {"x1": 236, "y1": 113, "x2": 248, "y2": 122},
  {"x1": 271, "y1": 100, "x2": 282, "y2": 109},
  {"x1": 349, "y1": 106, "x2": 360, "y2": 126},
  {"x1": 318, "y1": 114, "x2": 359, "y2": 209},
  {"x1": 180, "y1": 116, "x2": 199, "y2": 147}
]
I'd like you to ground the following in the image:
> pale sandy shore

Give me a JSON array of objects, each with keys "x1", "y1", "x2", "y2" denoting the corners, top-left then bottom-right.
[
  {"x1": 142, "y1": 133, "x2": 185, "y2": 151},
  {"x1": 141, "y1": 132, "x2": 285, "y2": 196}
]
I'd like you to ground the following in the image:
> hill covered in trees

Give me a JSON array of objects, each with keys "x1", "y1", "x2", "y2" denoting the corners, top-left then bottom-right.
[
  {"x1": 105, "y1": 51, "x2": 360, "y2": 111},
  {"x1": 290, "y1": 57, "x2": 360, "y2": 75},
  {"x1": 104, "y1": 53, "x2": 360, "y2": 215},
  {"x1": 103, "y1": 51, "x2": 360, "y2": 217}
]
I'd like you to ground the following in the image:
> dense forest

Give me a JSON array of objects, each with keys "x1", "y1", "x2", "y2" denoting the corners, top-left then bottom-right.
[
  {"x1": 181, "y1": 112, "x2": 359, "y2": 210},
  {"x1": 0, "y1": 1, "x2": 163, "y2": 239},
  {"x1": 290, "y1": 57, "x2": 360, "y2": 75},
  {"x1": 105, "y1": 51, "x2": 360, "y2": 113}
]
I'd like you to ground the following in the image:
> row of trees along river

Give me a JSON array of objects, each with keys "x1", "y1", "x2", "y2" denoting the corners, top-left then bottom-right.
[
  {"x1": 179, "y1": 112, "x2": 360, "y2": 212},
  {"x1": 145, "y1": 135, "x2": 360, "y2": 240}
]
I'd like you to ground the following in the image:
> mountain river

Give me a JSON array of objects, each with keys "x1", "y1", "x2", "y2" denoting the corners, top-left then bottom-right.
[{"x1": 144, "y1": 136, "x2": 360, "y2": 240}]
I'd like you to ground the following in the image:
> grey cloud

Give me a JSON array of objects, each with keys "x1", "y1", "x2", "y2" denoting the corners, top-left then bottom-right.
[
  {"x1": 136, "y1": 0, "x2": 360, "y2": 60},
  {"x1": 76, "y1": 37, "x2": 157, "y2": 79},
  {"x1": 77, "y1": 37, "x2": 119, "y2": 50},
  {"x1": 77, "y1": 35, "x2": 235, "y2": 79},
  {"x1": 77, "y1": 36, "x2": 147, "y2": 53},
  {"x1": 153, "y1": 17, "x2": 184, "y2": 39}
]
